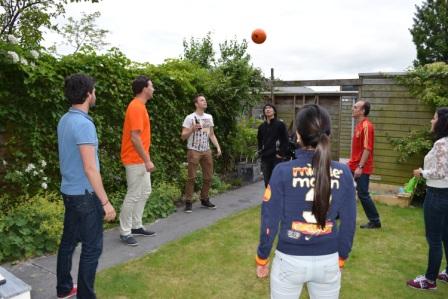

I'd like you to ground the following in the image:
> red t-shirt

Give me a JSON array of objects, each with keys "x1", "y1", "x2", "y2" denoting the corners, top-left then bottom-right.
[
  {"x1": 121, "y1": 99, "x2": 151, "y2": 165},
  {"x1": 348, "y1": 118, "x2": 374, "y2": 174}
]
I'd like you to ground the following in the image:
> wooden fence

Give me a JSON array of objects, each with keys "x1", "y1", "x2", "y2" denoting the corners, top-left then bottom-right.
[
  {"x1": 359, "y1": 73, "x2": 433, "y2": 185},
  {"x1": 260, "y1": 73, "x2": 433, "y2": 186}
]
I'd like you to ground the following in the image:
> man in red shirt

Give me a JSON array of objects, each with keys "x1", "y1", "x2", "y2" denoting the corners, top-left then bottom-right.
[{"x1": 348, "y1": 100, "x2": 381, "y2": 229}]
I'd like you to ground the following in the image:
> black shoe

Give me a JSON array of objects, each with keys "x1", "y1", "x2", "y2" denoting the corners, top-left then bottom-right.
[
  {"x1": 120, "y1": 234, "x2": 139, "y2": 246},
  {"x1": 131, "y1": 227, "x2": 156, "y2": 237},
  {"x1": 360, "y1": 222, "x2": 381, "y2": 229},
  {"x1": 184, "y1": 201, "x2": 192, "y2": 213},
  {"x1": 201, "y1": 198, "x2": 216, "y2": 209}
]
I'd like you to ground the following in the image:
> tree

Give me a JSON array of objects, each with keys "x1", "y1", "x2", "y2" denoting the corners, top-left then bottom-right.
[
  {"x1": 183, "y1": 32, "x2": 215, "y2": 69},
  {"x1": 410, "y1": 0, "x2": 448, "y2": 66},
  {"x1": 182, "y1": 34, "x2": 264, "y2": 170},
  {"x1": 59, "y1": 11, "x2": 109, "y2": 53},
  {"x1": 0, "y1": 0, "x2": 99, "y2": 49}
]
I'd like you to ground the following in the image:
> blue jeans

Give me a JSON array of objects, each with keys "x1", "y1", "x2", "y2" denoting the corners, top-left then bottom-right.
[
  {"x1": 355, "y1": 174, "x2": 380, "y2": 223},
  {"x1": 56, "y1": 192, "x2": 104, "y2": 299},
  {"x1": 424, "y1": 187, "x2": 448, "y2": 281}
]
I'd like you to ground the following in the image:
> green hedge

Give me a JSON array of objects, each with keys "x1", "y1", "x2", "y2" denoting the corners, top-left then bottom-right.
[
  {"x1": 0, "y1": 40, "x2": 263, "y2": 201},
  {"x1": 0, "y1": 38, "x2": 258, "y2": 262}
]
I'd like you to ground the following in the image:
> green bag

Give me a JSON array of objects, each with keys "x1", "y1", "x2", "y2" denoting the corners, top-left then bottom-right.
[{"x1": 404, "y1": 177, "x2": 418, "y2": 193}]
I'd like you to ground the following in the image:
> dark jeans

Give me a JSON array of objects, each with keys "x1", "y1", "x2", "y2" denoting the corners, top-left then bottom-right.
[
  {"x1": 355, "y1": 174, "x2": 380, "y2": 223},
  {"x1": 56, "y1": 192, "x2": 104, "y2": 299},
  {"x1": 261, "y1": 157, "x2": 282, "y2": 188},
  {"x1": 424, "y1": 187, "x2": 448, "y2": 281}
]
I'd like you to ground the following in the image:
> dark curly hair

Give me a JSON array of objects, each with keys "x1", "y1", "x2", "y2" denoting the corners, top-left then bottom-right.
[{"x1": 64, "y1": 74, "x2": 95, "y2": 105}]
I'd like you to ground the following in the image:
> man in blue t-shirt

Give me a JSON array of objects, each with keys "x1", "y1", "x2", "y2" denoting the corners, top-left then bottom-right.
[{"x1": 56, "y1": 74, "x2": 116, "y2": 299}]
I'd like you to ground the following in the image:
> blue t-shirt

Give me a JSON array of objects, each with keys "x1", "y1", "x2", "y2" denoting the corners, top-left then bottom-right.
[
  {"x1": 257, "y1": 149, "x2": 357, "y2": 262},
  {"x1": 57, "y1": 108, "x2": 99, "y2": 195}
]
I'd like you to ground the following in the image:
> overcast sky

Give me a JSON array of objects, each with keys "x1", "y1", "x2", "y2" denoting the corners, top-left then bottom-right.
[{"x1": 47, "y1": 0, "x2": 424, "y2": 81}]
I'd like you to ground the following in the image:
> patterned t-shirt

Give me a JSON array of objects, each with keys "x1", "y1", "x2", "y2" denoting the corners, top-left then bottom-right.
[
  {"x1": 182, "y1": 112, "x2": 214, "y2": 151},
  {"x1": 422, "y1": 137, "x2": 448, "y2": 188}
]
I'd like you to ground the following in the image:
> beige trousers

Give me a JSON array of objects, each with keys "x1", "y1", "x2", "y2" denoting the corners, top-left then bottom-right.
[{"x1": 119, "y1": 164, "x2": 151, "y2": 236}]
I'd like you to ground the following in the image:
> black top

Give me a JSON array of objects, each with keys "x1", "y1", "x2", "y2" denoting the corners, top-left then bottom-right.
[{"x1": 257, "y1": 119, "x2": 289, "y2": 161}]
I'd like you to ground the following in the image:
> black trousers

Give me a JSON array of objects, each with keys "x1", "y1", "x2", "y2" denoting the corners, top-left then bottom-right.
[{"x1": 261, "y1": 157, "x2": 282, "y2": 188}]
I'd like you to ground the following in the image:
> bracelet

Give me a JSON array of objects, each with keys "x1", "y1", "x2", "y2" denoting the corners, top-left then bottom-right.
[
  {"x1": 102, "y1": 200, "x2": 109, "y2": 206},
  {"x1": 357, "y1": 164, "x2": 364, "y2": 169},
  {"x1": 255, "y1": 255, "x2": 269, "y2": 266}
]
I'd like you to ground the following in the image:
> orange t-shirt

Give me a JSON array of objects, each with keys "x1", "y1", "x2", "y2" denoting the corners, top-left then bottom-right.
[{"x1": 121, "y1": 99, "x2": 151, "y2": 165}]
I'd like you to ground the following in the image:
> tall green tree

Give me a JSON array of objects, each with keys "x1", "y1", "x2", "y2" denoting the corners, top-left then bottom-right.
[
  {"x1": 183, "y1": 32, "x2": 215, "y2": 69},
  {"x1": 182, "y1": 33, "x2": 264, "y2": 170},
  {"x1": 0, "y1": 0, "x2": 99, "y2": 49},
  {"x1": 59, "y1": 11, "x2": 109, "y2": 53},
  {"x1": 410, "y1": 0, "x2": 448, "y2": 66}
]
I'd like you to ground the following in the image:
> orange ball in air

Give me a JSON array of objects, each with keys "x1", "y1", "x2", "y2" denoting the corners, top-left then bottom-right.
[{"x1": 251, "y1": 28, "x2": 267, "y2": 44}]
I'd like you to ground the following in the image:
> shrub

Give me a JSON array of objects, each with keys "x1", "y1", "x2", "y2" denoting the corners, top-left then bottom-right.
[
  {"x1": 228, "y1": 117, "x2": 261, "y2": 163},
  {"x1": 390, "y1": 62, "x2": 448, "y2": 162},
  {"x1": 0, "y1": 192, "x2": 64, "y2": 262},
  {"x1": 210, "y1": 174, "x2": 231, "y2": 195},
  {"x1": 143, "y1": 182, "x2": 181, "y2": 221},
  {"x1": 387, "y1": 129, "x2": 433, "y2": 162}
]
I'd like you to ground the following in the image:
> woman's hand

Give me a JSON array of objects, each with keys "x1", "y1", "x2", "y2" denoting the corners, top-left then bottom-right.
[
  {"x1": 413, "y1": 168, "x2": 422, "y2": 177},
  {"x1": 256, "y1": 264, "x2": 269, "y2": 278}
]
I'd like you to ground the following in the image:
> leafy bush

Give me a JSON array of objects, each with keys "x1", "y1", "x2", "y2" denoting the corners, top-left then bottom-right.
[
  {"x1": 210, "y1": 174, "x2": 231, "y2": 194},
  {"x1": 387, "y1": 129, "x2": 433, "y2": 162},
  {"x1": 398, "y1": 62, "x2": 448, "y2": 108},
  {"x1": 0, "y1": 192, "x2": 64, "y2": 262},
  {"x1": 143, "y1": 182, "x2": 181, "y2": 221},
  {"x1": 0, "y1": 38, "x2": 263, "y2": 205},
  {"x1": 2, "y1": 160, "x2": 51, "y2": 197},
  {"x1": 390, "y1": 62, "x2": 448, "y2": 162},
  {"x1": 228, "y1": 117, "x2": 261, "y2": 163}
]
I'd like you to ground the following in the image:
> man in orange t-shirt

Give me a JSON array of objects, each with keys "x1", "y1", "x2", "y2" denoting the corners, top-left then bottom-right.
[
  {"x1": 119, "y1": 75, "x2": 156, "y2": 246},
  {"x1": 348, "y1": 100, "x2": 381, "y2": 229}
]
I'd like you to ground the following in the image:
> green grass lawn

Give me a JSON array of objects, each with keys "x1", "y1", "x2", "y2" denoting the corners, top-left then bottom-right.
[{"x1": 96, "y1": 203, "x2": 448, "y2": 298}]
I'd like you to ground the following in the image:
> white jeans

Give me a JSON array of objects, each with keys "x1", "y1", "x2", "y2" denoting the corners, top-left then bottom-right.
[
  {"x1": 270, "y1": 251, "x2": 341, "y2": 299},
  {"x1": 119, "y1": 164, "x2": 151, "y2": 236}
]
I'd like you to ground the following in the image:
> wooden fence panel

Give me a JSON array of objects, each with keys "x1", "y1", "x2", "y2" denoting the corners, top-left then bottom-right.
[{"x1": 360, "y1": 74, "x2": 433, "y2": 185}]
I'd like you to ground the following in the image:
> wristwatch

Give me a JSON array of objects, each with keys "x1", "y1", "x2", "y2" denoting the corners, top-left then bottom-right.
[{"x1": 357, "y1": 164, "x2": 364, "y2": 169}]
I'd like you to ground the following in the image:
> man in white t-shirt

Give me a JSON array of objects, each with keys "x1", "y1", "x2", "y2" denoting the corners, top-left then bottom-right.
[{"x1": 181, "y1": 94, "x2": 222, "y2": 212}]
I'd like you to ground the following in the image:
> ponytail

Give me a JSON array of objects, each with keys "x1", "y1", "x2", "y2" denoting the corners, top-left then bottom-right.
[
  {"x1": 296, "y1": 104, "x2": 332, "y2": 229},
  {"x1": 312, "y1": 132, "x2": 332, "y2": 229}
]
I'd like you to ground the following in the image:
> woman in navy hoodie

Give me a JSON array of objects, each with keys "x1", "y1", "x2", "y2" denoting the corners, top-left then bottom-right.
[{"x1": 256, "y1": 104, "x2": 357, "y2": 299}]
